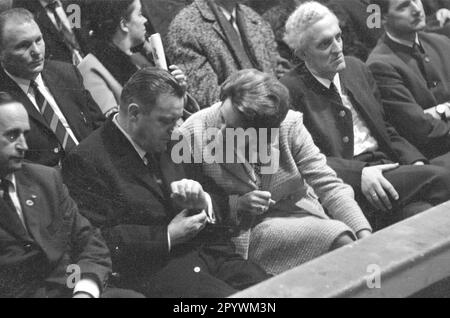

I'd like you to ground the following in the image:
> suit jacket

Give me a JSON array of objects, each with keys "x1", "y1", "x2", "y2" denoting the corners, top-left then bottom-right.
[
  {"x1": 167, "y1": 0, "x2": 283, "y2": 108},
  {"x1": 62, "y1": 117, "x2": 234, "y2": 286},
  {"x1": 179, "y1": 103, "x2": 371, "y2": 240},
  {"x1": 367, "y1": 32, "x2": 450, "y2": 158},
  {"x1": 0, "y1": 60, "x2": 104, "y2": 167},
  {"x1": 280, "y1": 57, "x2": 426, "y2": 188},
  {"x1": 13, "y1": 0, "x2": 88, "y2": 64},
  {"x1": 0, "y1": 164, "x2": 111, "y2": 298}
]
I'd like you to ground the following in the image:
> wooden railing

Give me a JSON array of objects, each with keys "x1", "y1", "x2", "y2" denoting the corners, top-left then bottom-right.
[{"x1": 233, "y1": 202, "x2": 450, "y2": 298}]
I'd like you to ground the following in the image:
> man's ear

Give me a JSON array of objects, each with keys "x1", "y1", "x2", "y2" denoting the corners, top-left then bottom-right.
[
  {"x1": 119, "y1": 18, "x2": 129, "y2": 33},
  {"x1": 128, "y1": 103, "x2": 140, "y2": 120}
]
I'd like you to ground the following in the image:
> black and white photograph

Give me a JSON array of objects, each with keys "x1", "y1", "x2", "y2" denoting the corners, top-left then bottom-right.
[{"x1": 0, "y1": 0, "x2": 450, "y2": 301}]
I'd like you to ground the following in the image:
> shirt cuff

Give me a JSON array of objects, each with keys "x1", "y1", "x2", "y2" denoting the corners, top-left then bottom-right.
[
  {"x1": 74, "y1": 278, "x2": 100, "y2": 298},
  {"x1": 167, "y1": 229, "x2": 171, "y2": 252}
]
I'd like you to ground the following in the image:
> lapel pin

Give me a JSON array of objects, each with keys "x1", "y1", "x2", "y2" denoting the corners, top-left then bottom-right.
[{"x1": 31, "y1": 195, "x2": 37, "y2": 199}]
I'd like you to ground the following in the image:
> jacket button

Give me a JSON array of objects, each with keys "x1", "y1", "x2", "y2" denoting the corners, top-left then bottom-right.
[
  {"x1": 424, "y1": 56, "x2": 430, "y2": 63},
  {"x1": 111, "y1": 272, "x2": 121, "y2": 279},
  {"x1": 53, "y1": 147, "x2": 60, "y2": 154},
  {"x1": 339, "y1": 110, "x2": 346, "y2": 117},
  {"x1": 431, "y1": 81, "x2": 438, "y2": 88},
  {"x1": 343, "y1": 136, "x2": 350, "y2": 143},
  {"x1": 23, "y1": 243, "x2": 33, "y2": 251}
]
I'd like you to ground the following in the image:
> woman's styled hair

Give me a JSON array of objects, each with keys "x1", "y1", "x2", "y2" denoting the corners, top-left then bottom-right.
[
  {"x1": 220, "y1": 69, "x2": 290, "y2": 129},
  {"x1": 89, "y1": 0, "x2": 136, "y2": 42}
]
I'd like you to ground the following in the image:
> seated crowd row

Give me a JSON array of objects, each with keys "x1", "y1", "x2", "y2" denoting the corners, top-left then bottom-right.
[{"x1": 0, "y1": 0, "x2": 450, "y2": 298}]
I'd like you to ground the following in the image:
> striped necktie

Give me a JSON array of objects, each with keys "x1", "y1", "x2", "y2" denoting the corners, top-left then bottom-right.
[{"x1": 29, "y1": 80, "x2": 78, "y2": 152}]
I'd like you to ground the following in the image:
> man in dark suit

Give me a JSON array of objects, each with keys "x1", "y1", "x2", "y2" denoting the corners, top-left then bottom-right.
[
  {"x1": 13, "y1": 0, "x2": 88, "y2": 65},
  {"x1": 0, "y1": 8, "x2": 104, "y2": 167},
  {"x1": 62, "y1": 67, "x2": 269, "y2": 298},
  {"x1": 367, "y1": 0, "x2": 450, "y2": 165},
  {"x1": 281, "y1": 1, "x2": 450, "y2": 229},
  {"x1": 0, "y1": 91, "x2": 112, "y2": 298}
]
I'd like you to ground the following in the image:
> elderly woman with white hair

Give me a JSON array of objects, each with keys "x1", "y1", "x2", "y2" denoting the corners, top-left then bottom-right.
[{"x1": 178, "y1": 69, "x2": 372, "y2": 275}]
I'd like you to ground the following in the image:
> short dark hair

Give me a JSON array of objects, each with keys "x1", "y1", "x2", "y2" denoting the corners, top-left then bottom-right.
[
  {"x1": 120, "y1": 67, "x2": 186, "y2": 113},
  {"x1": 0, "y1": 8, "x2": 34, "y2": 49},
  {"x1": 89, "y1": 0, "x2": 136, "y2": 42},
  {"x1": 371, "y1": 0, "x2": 391, "y2": 15},
  {"x1": 220, "y1": 69, "x2": 290, "y2": 129},
  {"x1": 0, "y1": 91, "x2": 18, "y2": 107}
]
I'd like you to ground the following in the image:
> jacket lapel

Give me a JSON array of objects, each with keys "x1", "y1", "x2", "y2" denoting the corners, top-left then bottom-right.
[
  {"x1": 41, "y1": 66, "x2": 84, "y2": 140},
  {"x1": 0, "y1": 69, "x2": 49, "y2": 129},
  {"x1": 104, "y1": 120, "x2": 166, "y2": 203},
  {"x1": 14, "y1": 170, "x2": 42, "y2": 243},
  {"x1": 199, "y1": 0, "x2": 253, "y2": 70},
  {"x1": 340, "y1": 65, "x2": 396, "y2": 156},
  {"x1": 235, "y1": 5, "x2": 263, "y2": 70},
  {"x1": 0, "y1": 198, "x2": 30, "y2": 240}
]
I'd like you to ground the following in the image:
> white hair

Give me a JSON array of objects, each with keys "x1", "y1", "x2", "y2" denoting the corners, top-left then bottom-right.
[{"x1": 284, "y1": 1, "x2": 338, "y2": 54}]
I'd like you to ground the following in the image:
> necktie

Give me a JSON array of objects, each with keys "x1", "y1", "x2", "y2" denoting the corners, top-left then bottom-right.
[
  {"x1": 46, "y1": 1, "x2": 83, "y2": 65},
  {"x1": 329, "y1": 82, "x2": 346, "y2": 107},
  {"x1": 1, "y1": 178, "x2": 16, "y2": 213},
  {"x1": 29, "y1": 80, "x2": 78, "y2": 152}
]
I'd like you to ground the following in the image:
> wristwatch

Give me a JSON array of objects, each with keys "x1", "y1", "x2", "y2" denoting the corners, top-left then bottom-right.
[{"x1": 436, "y1": 104, "x2": 448, "y2": 122}]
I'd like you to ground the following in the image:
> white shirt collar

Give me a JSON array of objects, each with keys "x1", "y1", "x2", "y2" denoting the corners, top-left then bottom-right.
[
  {"x1": 386, "y1": 31, "x2": 421, "y2": 48},
  {"x1": 112, "y1": 114, "x2": 148, "y2": 165},
  {"x1": 5, "y1": 174, "x2": 15, "y2": 186},
  {"x1": 309, "y1": 71, "x2": 343, "y2": 95},
  {"x1": 219, "y1": 6, "x2": 237, "y2": 20},
  {"x1": 2, "y1": 68, "x2": 44, "y2": 95},
  {"x1": 39, "y1": 0, "x2": 59, "y2": 8}
]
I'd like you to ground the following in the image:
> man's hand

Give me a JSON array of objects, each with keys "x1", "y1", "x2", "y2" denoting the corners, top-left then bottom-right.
[
  {"x1": 168, "y1": 209, "x2": 208, "y2": 246},
  {"x1": 424, "y1": 102, "x2": 450, "y2": 120},
  {"x1": 169, "y1": 65, "x2": 187, "y2": 90},
  {"x1": 436, "y1": 8, "x2": 450, "y2": 27},
  {"x1": 237, "y1": 191, "x2": 275, "y2": 215},
  {"x1": 275, "y1": 56, "x2": 291, "y2": 79},
  {"x1": 361, "y1": 164, "x2": 400, "y2": 212},
  {"x1": 170, "y1": 179, "x2": 207, "y2": 210}
]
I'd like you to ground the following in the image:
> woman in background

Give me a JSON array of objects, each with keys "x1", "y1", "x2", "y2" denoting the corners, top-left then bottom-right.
[{"x1": 79, "y1": 0, "x2": 197, "y2": 116}]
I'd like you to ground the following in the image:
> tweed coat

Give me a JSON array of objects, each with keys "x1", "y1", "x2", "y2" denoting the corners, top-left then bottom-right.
[
  {"x1": 167, "y1": 0, "x2": 283, "y2": 108},
  {"x1": 178, "y1": 103, "x2": 372, "y2": 274}
]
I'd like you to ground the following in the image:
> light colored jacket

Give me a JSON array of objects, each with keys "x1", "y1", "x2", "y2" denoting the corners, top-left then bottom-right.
[
  {"x1": 179, "y1": 103, "x2": 372, "y2": 257},
  {"x1": 78, "y1": 53, "x2": 122, "y2": 115}
]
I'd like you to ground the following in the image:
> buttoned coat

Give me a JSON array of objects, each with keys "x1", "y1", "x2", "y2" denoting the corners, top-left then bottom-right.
[{"x1": 367, "y1": 33, "x2": 450, "y2": 158}]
